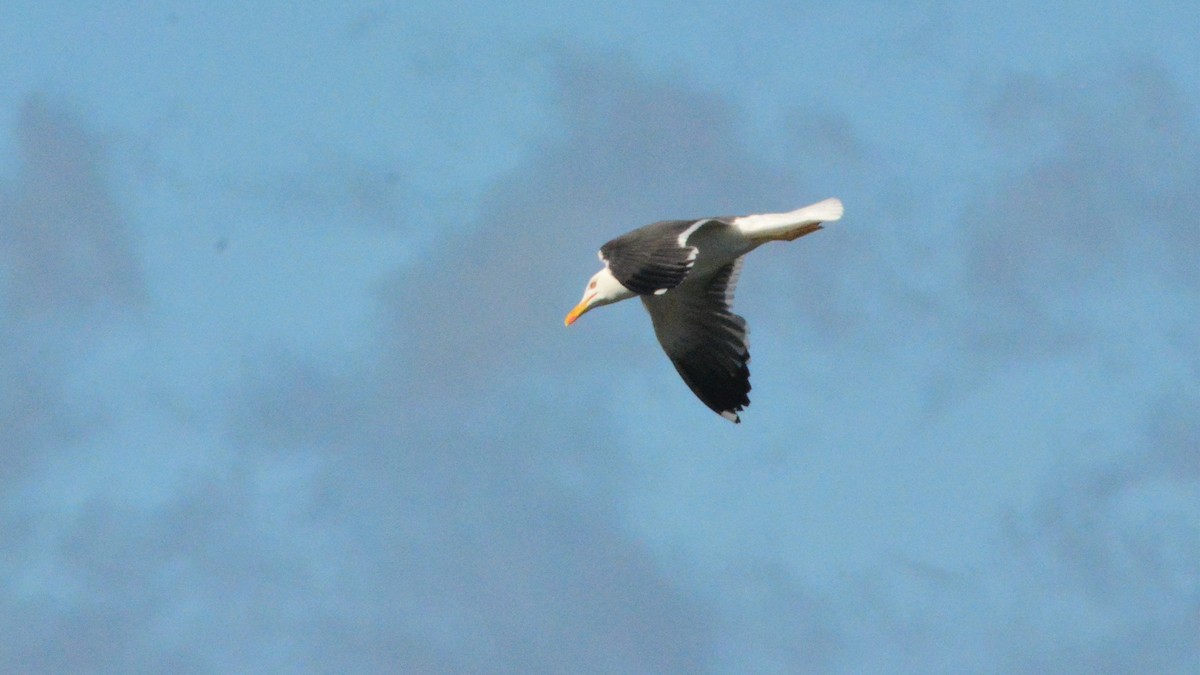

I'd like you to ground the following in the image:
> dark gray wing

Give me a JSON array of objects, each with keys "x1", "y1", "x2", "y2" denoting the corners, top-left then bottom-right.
[
  {"x1": 600, "y1": 218, "x2": 717, "y2": 296},
  {"x1": 642, "y1": 258, "x2": 750, "y2": 422}
]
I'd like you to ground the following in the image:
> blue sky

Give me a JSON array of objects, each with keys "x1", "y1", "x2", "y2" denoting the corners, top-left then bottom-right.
[{"x1": 1, "y1": 1, "x2": 1197, "y2": 672}]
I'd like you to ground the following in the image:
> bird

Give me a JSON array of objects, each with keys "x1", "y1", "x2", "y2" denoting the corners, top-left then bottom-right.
[{"x1": 564, "y1": 197, "x2": 843, "y2": 423}]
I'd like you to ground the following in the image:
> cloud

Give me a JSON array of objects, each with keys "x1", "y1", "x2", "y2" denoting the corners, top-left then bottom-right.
[
  {"x1": 784, "y1": 388, "x2": 1199, "y2": 675},
  {"x1": 0, "y1": 97, "x2": 145, "y2": 480},
  {"x1": 0, "y1": 96, "x2": 164, "y2": 672},
  {"x1": 211, "y1": 53, "x2": 1199, "y2": 674},
  {"x1": 6, "y1": 53, "x2": 782, "y2": 672},
  {"x1": 824, "y1": 63, "x2": 1200, "y2": 673},
  {"x1": 207, "y1": 47, "x2": 873, "y2": 671},
  {"x1": 225, "y1": 50, "x2": 800, "y2": 670},
  {"x1": 959, "y1": 64, "x2": 1199, "y2": 357},
  {"x1": 0, "y1": 97, "x2": 144, "y2": 319}
]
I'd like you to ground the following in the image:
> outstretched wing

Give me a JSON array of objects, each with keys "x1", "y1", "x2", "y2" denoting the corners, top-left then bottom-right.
[
  {"x1": 641, "y1": 258, "x2": 750, "y2": 422},
  {"x1": 600, "y1": 218, "x2": 717, "y2": 296}
]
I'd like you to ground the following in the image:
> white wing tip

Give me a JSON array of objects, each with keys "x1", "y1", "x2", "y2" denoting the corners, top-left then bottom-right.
[
  {"x1": 720, "y1": 410, "x2": 741, "y2": 423},
  {"x1": 806, "y1": 197, "x2": 843, "y2": 223}
]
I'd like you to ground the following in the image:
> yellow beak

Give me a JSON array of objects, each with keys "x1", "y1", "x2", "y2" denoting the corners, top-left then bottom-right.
[{"x1": 564, "y1": 294, "x2": 596, "y2": 326}]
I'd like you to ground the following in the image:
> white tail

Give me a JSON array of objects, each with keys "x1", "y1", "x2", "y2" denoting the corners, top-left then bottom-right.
[{"x1": 734, "y1": 198, "x2": 843, "y2": 241}]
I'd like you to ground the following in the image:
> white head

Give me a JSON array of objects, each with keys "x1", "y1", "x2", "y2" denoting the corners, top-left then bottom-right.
[{"x1": 564, "y1": 266, "x2": 636, "y2": 326}]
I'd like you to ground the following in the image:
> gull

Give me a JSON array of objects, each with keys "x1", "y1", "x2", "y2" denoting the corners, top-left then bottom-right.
[{"x1": 565, "y1": 198, "x2": 843, "y2": 422}]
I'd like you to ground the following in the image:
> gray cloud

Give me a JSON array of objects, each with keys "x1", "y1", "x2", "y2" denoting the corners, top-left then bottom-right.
[
  {"x1": 813, "y1": 390, "x2": 1199, "y2": 675},
  {"x1": 238, "y1": 50, "x2": 800, "y2": 670},
  {"x1": 0, "y1": 97, "x2": 145, "y2": 480},
  {"x1": 0, "y1": 97, "x2": 144, "y2": 319},
  {"x1": 960, "y1": 64, "x2": 1200, "y2": 356},
  {"x1": 831, "y1": 63, "x2": 1200, "y2": 673},
  {"x1": 7, "y1": 54, "x2": 786, "y2": 672},
  {"x1": 913, "y1": 63, "x2": 1200, "y2": 421}
]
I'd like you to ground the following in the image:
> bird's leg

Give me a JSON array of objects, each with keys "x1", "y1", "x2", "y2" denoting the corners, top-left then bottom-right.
[{"x1": 778, "y1": 223, "x2": 823, "y2": 242}]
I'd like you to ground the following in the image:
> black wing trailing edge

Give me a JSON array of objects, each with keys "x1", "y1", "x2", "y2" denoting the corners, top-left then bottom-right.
[{"x1": 600, "y1": 219, "x2": 712, "y2": 296}]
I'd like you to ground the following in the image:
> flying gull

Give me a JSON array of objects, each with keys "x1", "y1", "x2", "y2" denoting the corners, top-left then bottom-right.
[{"x1": 565, "y1": 198, "x2": 843, "y2": 422}]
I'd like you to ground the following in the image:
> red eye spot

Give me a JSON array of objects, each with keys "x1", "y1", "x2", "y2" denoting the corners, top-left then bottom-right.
[{"x1": 588, "y1": 281, "x2": 597, "y2": 290}]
